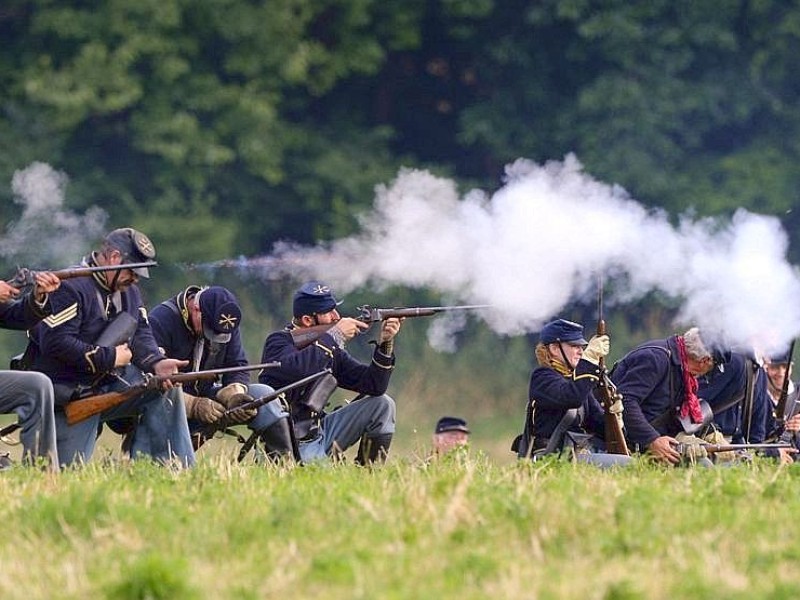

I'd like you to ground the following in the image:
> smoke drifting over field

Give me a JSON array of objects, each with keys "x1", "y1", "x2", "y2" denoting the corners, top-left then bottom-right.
[
  {"x1": 0, "y1": 162, "x2": 106, "y2": 266},
  {"x1": 255, "y1": 154, "x2": 800, "y2": 354}
]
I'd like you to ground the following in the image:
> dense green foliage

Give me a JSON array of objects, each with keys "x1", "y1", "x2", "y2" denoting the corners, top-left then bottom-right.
[
  {"x1": 2, "y1": 0, "x2": 800, "y2": 262},
  {"x1": 2, "y1": 455, "x2": 800, "y2": 599}
]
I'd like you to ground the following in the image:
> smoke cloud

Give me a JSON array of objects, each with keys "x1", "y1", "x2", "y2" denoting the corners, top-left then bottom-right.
[
  {"x1": 0, "y1": 162, "x2": 107, "y2": 266},
  {"x1": 224, "y1": 155, "x2": 800, "y2": 354}
]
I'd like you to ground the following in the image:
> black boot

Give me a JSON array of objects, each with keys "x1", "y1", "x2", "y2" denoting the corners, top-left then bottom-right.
[
  {"x1": 259, "y1": 418, "x2": 299, "y2": 463},
  {"x1": 355, "y1": 433, "x2": 393, "y2": 465}
]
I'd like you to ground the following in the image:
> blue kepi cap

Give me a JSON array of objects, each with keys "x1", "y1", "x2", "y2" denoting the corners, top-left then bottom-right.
[
  {"x1": 540, "y1": 319, "x2": 588, "y2": 346},
  {"x1": 293, "y1": 281, "x2": 342, "y2": 318},
  {"x1": 196, "y1": 286, "x2": 242, "y2": 343}
]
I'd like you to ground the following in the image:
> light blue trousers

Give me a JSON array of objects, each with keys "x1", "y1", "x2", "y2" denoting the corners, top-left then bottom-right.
[
  {"x1": 0, "y1": 370, "x2": 59, "y2": 468},
  {"x1": 299, "y1": 394, "x2": 396, "y2": 463},
  {"x1": 56, "y1": 366, "x2": 195, "y2": 468}
]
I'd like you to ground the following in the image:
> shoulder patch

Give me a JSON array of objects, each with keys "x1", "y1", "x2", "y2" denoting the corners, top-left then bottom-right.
[{"x1": 43, "y1": 303, "x2": 78, "y2": 328}]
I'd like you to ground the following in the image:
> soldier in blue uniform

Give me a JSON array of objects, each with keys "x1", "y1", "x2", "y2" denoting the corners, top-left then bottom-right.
[
  {"x1": 26, "y1": 228, "x2": 195, "y2": 467},
  {"x1": 0, "y1": 271, "x2": 61, "y2": 468},
  {"x1": 610, "y1": 327, "x2": 722, "y2": 465},
  {"x1": 259, "y1": 281, "x2": 401, "y2": 464},
  {"x1": 149, "y1": 285, "x2": 292, "y2": 458},
  {"x1": 763, "y1": 350, "x2": 800, "y2": 462},
  {"x1": 513, "y1": 319, "x2": 631, "y2": 468},
  {"x1": 698, "y1": 350, "x2": 769, "y2": 445},
  {"x1": 432, "y1": 416, "x2": 470, "y2": 456}
]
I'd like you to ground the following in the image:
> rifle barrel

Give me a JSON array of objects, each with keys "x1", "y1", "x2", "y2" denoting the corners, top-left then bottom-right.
[
  {"x1": 167, "y1": 361, "x2": 281, "y2": 380},
  {"x1": 9, "y1": 262, "x2": 159, "y2": 289},
  {"x1": 53, "y1": 262, "x2": 158, "y2": 279},
  {"x1": 359, "y1": 304, "x2": 490, "y2": 321},
  {"x1": 227, "y1": 369, "x2": 331, "y2": 415},
  {"x1": 697, "y1": 442, "x2": 792, "y2": 453},
  {"x1": 774, "y1": 339, "x2": 796, "y2": 427}
]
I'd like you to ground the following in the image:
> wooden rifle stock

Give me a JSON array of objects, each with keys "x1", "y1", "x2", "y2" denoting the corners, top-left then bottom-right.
[{"x1": 64, "y1": 361, "x2": 281, "y2": 425}]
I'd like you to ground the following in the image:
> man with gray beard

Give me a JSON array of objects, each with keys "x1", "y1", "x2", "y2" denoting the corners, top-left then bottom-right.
[{"x1": 610, "y1": 327, "x2": 725, "y2": 465}]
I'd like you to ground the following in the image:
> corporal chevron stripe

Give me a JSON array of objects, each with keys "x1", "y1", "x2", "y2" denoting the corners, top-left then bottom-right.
[{"x1": 43, "y1": 303, "x2": 78, "y2": 328}]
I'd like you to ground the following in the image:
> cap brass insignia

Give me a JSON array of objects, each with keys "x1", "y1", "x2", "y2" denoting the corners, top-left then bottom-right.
[{"x1": 219, "y1": 313, "x2": 238, "y2": 330}]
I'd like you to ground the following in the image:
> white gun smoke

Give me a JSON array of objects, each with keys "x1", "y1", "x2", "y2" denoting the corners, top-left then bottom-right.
[
  {"x1": 258, "y1": 154, "x2": 800, "y2": 354},
  {"x1": 0, "y1": 162, "x2": 107, "y2": 266}
]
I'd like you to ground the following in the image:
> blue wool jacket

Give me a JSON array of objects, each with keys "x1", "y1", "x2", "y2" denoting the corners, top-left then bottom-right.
[
  {"x1": 149, "y1": 286, "x2": 249, "y2": 397},
  {"x1": 527, "y1": 358, "x2": 605, "y2": 449}
]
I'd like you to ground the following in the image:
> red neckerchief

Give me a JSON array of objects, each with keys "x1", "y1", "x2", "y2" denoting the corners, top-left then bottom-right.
[{"x1": 676, "y1": 335, "x2": 703, "y2": 423}]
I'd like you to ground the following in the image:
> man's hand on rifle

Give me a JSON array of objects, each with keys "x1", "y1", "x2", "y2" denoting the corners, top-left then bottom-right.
[
  {"x1": 379, "y1": 317, "x2": 402, "y2": 343},
  {"x1": 153, "y1": 358, "x2": 190, "y2": 389},
  {"x1": 184, "y1": 393, "x2": 225, "y2": 424},
  {"x1": 648, "y1": 435, "x2": 681, "y2": 465},
  {"x1": 785, "y1": 414, "x2": 800, "y2": 433},
  {"x1": 331, "y1": 317, "x2": 370, "y2": 342},
  {"x1": 0, "y1": 280, "x2": 20, "y2": 303},
  {"x1": 377, "y1": 317, "x2": 402, "y2": 355},
  {"x1": 32, "y1": 271, "x2": 60, "y2": 303},
  {"x1": 114, "y1": 343, "x2": 133, "y2": 367},
  {"x1": 216, "y1": 383, "x2": 257, "y2": 424}
]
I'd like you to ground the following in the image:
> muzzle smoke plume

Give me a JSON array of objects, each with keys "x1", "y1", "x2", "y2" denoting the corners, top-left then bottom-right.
[
  {"x1": 254, "y1": 155, "x2": 800, "y2": 354},
  {"x1": 0, "y1": 162, "x2": 107, "y2": 266}
]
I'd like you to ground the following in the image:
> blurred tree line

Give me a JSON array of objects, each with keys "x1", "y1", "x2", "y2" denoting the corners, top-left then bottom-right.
[
  {"x1": 2, "y1": 0, "x2": 800, "y2": 423},
  {"x1": 3, "y1": 0, "x2": 799, "y2": 260}
]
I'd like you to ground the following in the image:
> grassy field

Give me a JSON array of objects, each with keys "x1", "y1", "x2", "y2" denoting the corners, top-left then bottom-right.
[{"x1": 2, "y1": 447, "x2": 800, "y2": 600}]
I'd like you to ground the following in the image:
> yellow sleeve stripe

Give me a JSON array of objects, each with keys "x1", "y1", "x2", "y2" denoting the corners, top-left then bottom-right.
[
  {"x1": 43, "y1": 303, "x2": 78, "y2": 328},
  {"x1": 312, "y1": 341, "x2": 334, "y2": 358},
  {"x1": 574, "y1": 372, "x2": 600, "y2": 382},
  {"x1": 84, "y1": 347, "x2": 100, "y2": 374}
]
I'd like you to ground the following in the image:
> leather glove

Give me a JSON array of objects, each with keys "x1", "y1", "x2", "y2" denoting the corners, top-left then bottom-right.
[
  {"x1": 703, "y1": 429, "x2": 735, "y2": 463},
  {"x1": 216, "y1": 383, "x2": 249, "y2": 408},
  {"x1": 582, "y1": 334, "x2": 610, "y2": 365},
  {"x1": 224, "y1": 395, "x2": 258, "y2": 425},
  {"x1": 216, "y1": 383, "x2": 257, "y2": 424},
  {"x1": 184, "y1": 393, "x2": 225, "y2": 424},
  {"x1": 675, "y1": 432, "x2": 708, "y2": 461}
]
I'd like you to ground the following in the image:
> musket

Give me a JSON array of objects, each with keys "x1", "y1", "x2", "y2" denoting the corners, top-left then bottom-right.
[
  {"x1": 8, "y1": 262, "x2": 159, "y2": 289},
  {"x1": 594, "y1": 276, "x2": 630, "y2": 456},
  {"x1": 0, "y1": 421, "x2": 21, "y2": 446},
  {"x1": 224, "y1": 370, "x2": 333, "y2": 416},
  {"x1": 773, "y1": 339, "x2": 796, "y2": 432},
  {"x1": 63, "y1": 361, "x2": 281, "y2": 425},
  {"x1": 675, "y1": 442, "x2": 793, "y2": 455},
  {"x1": 194, "y1": 370, "x2": 333, "y2": 456},
  {"x1": 290, "y1": 304, "x2": 490, "y2": 349}
]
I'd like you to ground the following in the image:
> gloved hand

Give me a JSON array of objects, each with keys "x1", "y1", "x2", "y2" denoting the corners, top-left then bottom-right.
[
  {"x1": 184, "y1": 393, "x2": 225, "y2": 424},
  {"x1": 216, "y1": 383, "x2": 257, "y2": 424},
  {"x1": 581, "y1": 334, "x2": 610, "y2": 365},
  {"x1": 216, "y1": 383, "x2": 248, "y2": 407},
  {"x1": 675, "y1": 432, "x2": 708, "y2": 462},
  {"x1": 703, "y1": 429, "x2": 735, "y2": 463}
]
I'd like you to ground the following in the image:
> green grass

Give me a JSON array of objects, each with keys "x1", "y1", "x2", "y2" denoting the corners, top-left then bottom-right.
[{"x1": 2, "y1": 452, "x2": 800, "y2": 599}]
